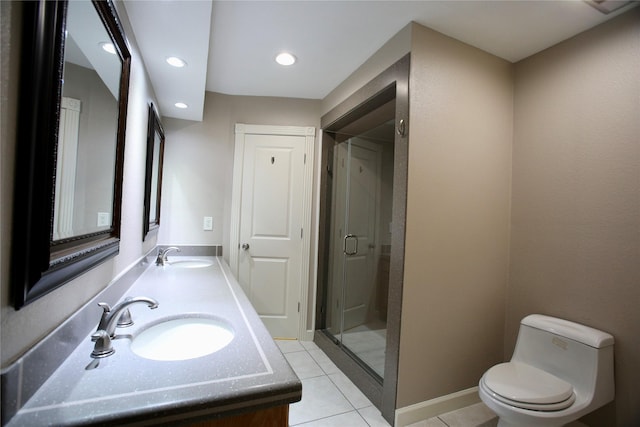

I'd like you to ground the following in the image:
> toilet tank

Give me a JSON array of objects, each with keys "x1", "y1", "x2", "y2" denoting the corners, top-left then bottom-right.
[{"x1": 511, "y1": 315, "x2": 614, "y2": 403}]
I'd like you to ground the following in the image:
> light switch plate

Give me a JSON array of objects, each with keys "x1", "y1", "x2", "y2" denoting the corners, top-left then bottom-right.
[
  {"x1": 97, "y1": 212, "x2": 110, "y2": 227},
  {"x1": 203, "y1": 216, "x2": 213, "y2": 231}
]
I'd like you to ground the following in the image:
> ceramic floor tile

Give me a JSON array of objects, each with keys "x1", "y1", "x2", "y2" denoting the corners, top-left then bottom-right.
[
  {"x1": 284, "y1": 342, "x2": 499, "y2": 427},
  {"x1": 438, "y1": 402, "x2": 498, "y2": 427},
  {"x1": 301, "y1": 340, "x2": 320, "y2": 351},
  {"x1": 328, "y1": 371, "x2": 372, "y2": 409},
  {"x1": 357, "y1": 405, "x2": 392, "y2": 427},
  {"x1": 477, "y1": 419, "x2": 499, "y2": 427},
  {"x1": 308, "y1": 348, "x2": 341, "y2": 375},
  {"x1": 291, "y1": 410, "x2": 369, "y2": 427},
  {"x1": 288, "y1": 376, "x2": 355, "y2": 425},
  {"x1": 406, "y1": 417, "x2": 449, "y2": 427},
  {"x1": 284, "y1": 350, "x2": 325, "y2": 379},
  {"x1": 275, "y1": 339, "x2": 305, "y2": 353},
  {"x1": 288, "y1": 342, "x2": 508, "y2": 427}
]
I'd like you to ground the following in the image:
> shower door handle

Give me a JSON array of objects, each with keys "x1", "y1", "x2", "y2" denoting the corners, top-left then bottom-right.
[{"x1": 343, "y1": 234, "x2": 358, "y2": 256}]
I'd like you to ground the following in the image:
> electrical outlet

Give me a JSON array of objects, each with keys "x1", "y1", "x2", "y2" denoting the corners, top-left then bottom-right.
[{"x1": 203, "y1": 216, "x2": 213, "y2": 231}]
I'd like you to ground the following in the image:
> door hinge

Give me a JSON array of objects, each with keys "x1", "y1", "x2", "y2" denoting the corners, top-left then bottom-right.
[
  {"x1": 297, "y1": 302, "x2": 300, "y2": 313},
  {"x1": 301, "y1": 228, "x2": 303, "y2": 239},
  {"x1": 304, "y1": 153, "x2": 307, "y2": 164}
]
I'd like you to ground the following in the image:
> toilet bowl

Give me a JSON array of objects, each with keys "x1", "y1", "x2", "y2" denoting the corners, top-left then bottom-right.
[{"x1": 479, "y1": 314, "x2": 614, "y2": 427}]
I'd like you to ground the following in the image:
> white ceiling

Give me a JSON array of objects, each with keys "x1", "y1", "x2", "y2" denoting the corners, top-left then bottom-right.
[{"x1": 123, "y1": 0, "x2": 639, "y2": 121}]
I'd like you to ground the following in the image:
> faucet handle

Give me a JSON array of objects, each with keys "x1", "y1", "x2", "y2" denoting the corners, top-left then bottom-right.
[
  {"x1": 91, "y1": 330, "x2": 115, "y2": 358},
  {"x1": 116, "y1": 297, "x2": 134, "y2": 327},
  {"x1": 96, "y1": 302, "x2": 111, "y2": 332}
]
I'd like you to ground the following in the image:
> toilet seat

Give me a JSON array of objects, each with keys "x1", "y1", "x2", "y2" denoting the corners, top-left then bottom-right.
[{"x1": 481, "y1": 362, "x2": 576, "y2": 412}]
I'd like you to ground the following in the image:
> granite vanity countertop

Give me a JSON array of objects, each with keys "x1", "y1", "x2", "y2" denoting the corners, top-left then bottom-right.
[{"x1": 6, "y1": 257, "x2": 301, "y2": 426}]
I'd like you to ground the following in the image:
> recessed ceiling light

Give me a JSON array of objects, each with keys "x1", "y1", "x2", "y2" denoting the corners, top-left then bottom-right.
[
  {"x1": 166, "y1": 56, "x2": 187, "y2": 68},
  {"x1": 275, "y1": 52, "x2": 296, "y2": 66},
  {"x1": 175, "y1": 102, "x2": 188, "y2": 109},
  {"x1": 100, "y1": 42, "x2": 116, "y2": 55}
]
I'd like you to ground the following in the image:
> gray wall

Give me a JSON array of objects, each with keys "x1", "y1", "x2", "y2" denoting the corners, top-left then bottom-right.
[{"x1": 509, "y1": 9, "x2": 640, "y2": 427}]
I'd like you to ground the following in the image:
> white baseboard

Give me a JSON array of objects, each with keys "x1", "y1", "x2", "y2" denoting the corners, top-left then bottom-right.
[
  {"x1": 300, "y1": 329, "x2": 315, "y2": 342},
  {"x1": 395, "y1": 387, "x2": 481, "y2": 427}
]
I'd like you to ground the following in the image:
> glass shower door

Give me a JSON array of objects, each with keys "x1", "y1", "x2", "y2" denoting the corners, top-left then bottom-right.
[{"x1": 324, "y1": 126, "x2": 394, "y2": 380}]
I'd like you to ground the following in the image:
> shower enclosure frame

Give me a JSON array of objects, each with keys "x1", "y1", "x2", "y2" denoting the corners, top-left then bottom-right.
[{"x1": 314, "y1": 54, "x2": 409, "y2": 425}]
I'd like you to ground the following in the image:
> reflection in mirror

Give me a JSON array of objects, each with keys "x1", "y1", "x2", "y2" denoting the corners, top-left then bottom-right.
[
  {"x1": 54, "y1": 0, "x2": 121, "y2": 239},
  {"x1": 143, "y1": 103, "x2": 165, "y2": 240},
  {"x1": 11, "y1": 0, "x2": 131, "y2": 309}
]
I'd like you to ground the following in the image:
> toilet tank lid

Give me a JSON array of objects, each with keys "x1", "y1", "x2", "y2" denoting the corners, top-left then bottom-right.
[{"x1": 521, "y1": 314, "x2": 614, "y2": 348}]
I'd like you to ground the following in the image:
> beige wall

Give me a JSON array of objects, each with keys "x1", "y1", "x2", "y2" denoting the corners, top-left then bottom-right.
[
  {"x1": 159, "y1": 92, "x2": 321, "y2": 328},
  {"x1": 397, "y1": 23, "x2": 513, "y2": 407},
  {"x1": 3, "y1": 3, "x2": 638, "y2": 425},
  {"x1": 508, "y1": 9, "x2": 640, "y2": 427},
  {"x1": 321, "y1": 23, "x2": 411, "y2": 115},
  {"x1": 0, "y1": 1, "x2": 160, "y2": 367},
  {"x1": 159, "y1": 92, "x2": 321, "y2": 259}
]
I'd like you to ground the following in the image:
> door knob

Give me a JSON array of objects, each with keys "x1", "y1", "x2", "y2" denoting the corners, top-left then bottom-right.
[{"x1": 241, "y1": 243, "x2": 250, "y2": 251}]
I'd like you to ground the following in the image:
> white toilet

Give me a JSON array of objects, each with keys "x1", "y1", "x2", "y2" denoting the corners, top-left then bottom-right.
[{"x1": 479, "y1": 314, "x2": 614, "y2": 427}]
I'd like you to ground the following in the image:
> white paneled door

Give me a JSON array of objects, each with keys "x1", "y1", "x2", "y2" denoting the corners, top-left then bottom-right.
[{"x1": 231, "y1": 125, "x2": 315, "y2": 339}]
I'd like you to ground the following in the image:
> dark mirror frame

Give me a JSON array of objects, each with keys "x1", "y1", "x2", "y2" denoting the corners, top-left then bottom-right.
[
  {"x1": 142, "y1": 103, "x2": 165, "y2": 240},
  {"x1": 11, "y1": 0, "x2": 131, "y2": 309}
]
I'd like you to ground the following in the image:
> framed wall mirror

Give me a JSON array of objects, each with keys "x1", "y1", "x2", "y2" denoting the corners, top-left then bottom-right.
[
  {"x1": 11, "y1": 0, "x2": 131, "y2": 309},
  {"x1": 142, "y1": 103, "x2": 165, "y2": 240}
]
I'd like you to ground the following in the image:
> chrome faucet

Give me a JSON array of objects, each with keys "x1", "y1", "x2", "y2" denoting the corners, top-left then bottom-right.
[
  {"x1": 156, "y1": 246, "x2": 181, "y2": 265},
  {"x1": 95, "y1": 296, "x2": 159, "y2": 338},
  {"x1": 91, "y1": 296, "x2": 158, "y2": 358},
  {"x1": 91, "y1": 330, "x2": 114, "y2": 359}
]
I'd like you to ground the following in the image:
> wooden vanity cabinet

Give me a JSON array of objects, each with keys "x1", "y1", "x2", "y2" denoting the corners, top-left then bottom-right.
[{"x1": 187, "y1": 404, "x2": 289, "y2": 427}]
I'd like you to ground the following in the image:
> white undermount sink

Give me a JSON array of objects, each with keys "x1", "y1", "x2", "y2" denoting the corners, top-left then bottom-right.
[
  {"x1": 130, "y1": 316, "x2": 234, "y2": 361},
  {"x1": 167, "y1": 259, "x2": 214, "y2": 269}
]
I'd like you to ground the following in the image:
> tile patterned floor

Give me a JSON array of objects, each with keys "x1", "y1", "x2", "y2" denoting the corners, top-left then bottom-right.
[
  {"x1": 405, "y1": 403, "x2": 498, "y2": 427},
  {"x1": 276, "y1": 339, "x2": 498, "y2": 427},
  {"x1": 276, "y1": 339, "x2": 391, "y2": 426}
]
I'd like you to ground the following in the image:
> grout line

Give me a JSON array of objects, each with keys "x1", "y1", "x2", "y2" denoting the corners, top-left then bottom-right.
[
  {"x1": 357, "y1": 409, "x2": 375, "y2": 427},
  {"x1": 291, "y1": 409, "x2": 364, "y2": 427},
  {"x1": 302, "y1": 346, "x2": 360, "y2": 413},
  {"x1": 289, "y1": 344, "x2": 390, "y2": 427},
  {"x1": 292, "y1": 342, "x2": 496, "y2": 427},
  {"x1": 326, "y1": 371, "x2": 359, "y2": 411}
]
